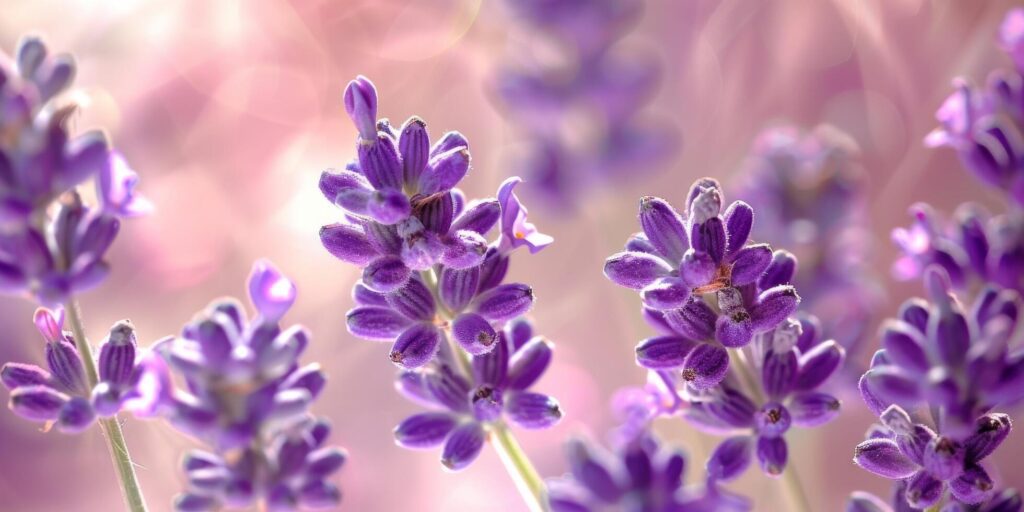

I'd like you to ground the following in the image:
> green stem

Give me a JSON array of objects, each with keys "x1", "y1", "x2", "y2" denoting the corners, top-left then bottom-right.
[
  {"x1": 64, "y1": 300, "x2": 149, "y2": 512},
  {"x1": 420, "y1": 269, "x2": 549, "y2": 511}
]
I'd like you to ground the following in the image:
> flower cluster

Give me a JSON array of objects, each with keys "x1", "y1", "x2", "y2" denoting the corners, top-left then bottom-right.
[
  {"x1": 148, "y1": 261, "x2": 345, "y2": 511},
  {"x1": 847, "y1": 487, "x2": 1022, "y2": 512},
  {"x1": 892, "y1": 202, "x2": 1023, "y2": 294},
  {"x1": 736, "y1": 125, "x2": 879, "y2": 356},
  {"x1": 1, "y1": 307, "x2": 150, "y2": 433},
  {"x1": 0, "y1": 36, "x2": 149, "y2": 305},
  {"x1": 604, "y1": 178, "x2": 801, "y2": 390},
  {"x1": 492, "y1": 0, "x2": 675, "y2": 206},
  {"x1": 926, "y1": 8, "x2": 1024, "y2": 205},
  {"x1": 393, "y1": 319, "x2": 561, "y2": 470}
]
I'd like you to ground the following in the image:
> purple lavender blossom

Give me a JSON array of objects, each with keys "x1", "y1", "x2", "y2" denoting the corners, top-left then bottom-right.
[
  {"x1": 393, "y1": 319, "x2": 562, "y2": 470},
  {"x1": 605, "y1": 178, "x2": 801, "y2": 389},
  {"x1": 493, "y1": 0, "x2": 676, "y2": 207},
  {"x1": 736, "y1": 125, "x2": 880, "y2": 358},
  {"x1": 147, "y1": 260, "x2": 345, "y2": 511},
  {"x1": 858, "y1": 266, "x2": 1023, "y2": 435},
  {"x1": 1, "y1": 307, "x2": 151, "y2": 433},
  {"x1": 926, "y1": 8, "x2": 1024, "y2": 204},
  {"x1": 847, "y1": 487, "x2": 1023, "y2": 512},
  {"x1": 687, "y1": 316, "x2": 844, "y2": 479},
  {"x1": 891, "y1": 203, "x2": 1023, "y2": 293}
]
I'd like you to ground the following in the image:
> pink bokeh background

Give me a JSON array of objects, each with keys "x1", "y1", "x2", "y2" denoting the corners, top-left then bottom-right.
[{"x1": 1, "y1": 1, "x2": 1022, "y2": 510}]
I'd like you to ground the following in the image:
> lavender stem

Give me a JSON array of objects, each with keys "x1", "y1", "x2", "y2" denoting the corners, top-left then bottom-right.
[
  {"x1": 64, "y1": 300, "x2": 149, "y2": 512},
  {"x1": 421, "y1": 269, "x2": 549, "y2": 511}
]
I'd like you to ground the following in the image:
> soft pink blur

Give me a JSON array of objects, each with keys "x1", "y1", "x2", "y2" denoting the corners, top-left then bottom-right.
[{"x1": 1, "y1": 1, "x2": 1021, "y2": 510}]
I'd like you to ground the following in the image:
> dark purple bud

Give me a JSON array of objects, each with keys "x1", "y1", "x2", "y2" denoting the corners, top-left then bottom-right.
[
  {"x1": 320, "y1": 223, "x2": 378, "y2": 266},
  {"x1": 724, "y1": 201, "x2": 754, "y2": 257},
  {"x1": 756, "y1": 436, "x2": 788, "y2": 477},
  {"x1": 566, "y1": 438, "x2": 622, "y2": 501},
  {"x1": 716, "y1": 309, "x2": 753, "y2": 348},
  {"x1": 98, "y1": 321, "x2": 137, "y2": 387},
  {"x1": 681, "y1": 343, "x2": 729, "y2": 390},
  {"x1": 863, "y1": 367, "x2": 921, "y2": 406},
  {"x1": 898, "y1": 298, "x2": 930, "y2": 333},
  {"x1": 507, "y1": 318, "x2": 533, "y2": 350},
  {"x1": 430, "y1": 131, "x2": 469, "y2": 158},
  {"x1": 472, "y1": 332, "x2": 509, "y2": 387},
  {"x1": 853, "y1": 438, "x2": 918, "y2": 479},
  {"x1": 478, "y1": 248, "x2": 509, "y2": 293},
  {"x1": 928, "y1": 305, "x2": 971, "y2": 367},
  {"x1": 730, "y1": 244, "x2": 772, "y2": 286},
  {"x1": 399, "y1": 116, "x2": 429, "y2": 185},
  {"x1": 365, "y1": 221, "x2": 402, "y2": 255},
  {"x1": 506, "y1": 338, "x2": 553, "y2": 390},
  {"x1": 707, "y1": 436, "x2": 752, "y2": 481},
  {"x1": 788, "y1": 392, "x2": 840, "y2": 427},
  {"x1": 664, "y1": 299, "x2": 717, "y2": 341},
  {"x1": 353, "y1": 281, "x2": 388, "y2": 307},
  {"x1": 964, "y1": 413, "x2": 1011, "y2": 462},
  {"x1": 692, "y1": 218, "x2": 727, "y2": 263},
  {"x1": 751, "y1": 286, "x2": 801, "y2": 332},
  {"x1": 641, "y1": 278, "x2": 691, "y2": 310},
  {"x1": 759, "y1": 250, "x2": 797, "y2": 289},
  {"x1": 344, "y1": 75, "x2": 378, "y2": 140},
  {"x1": 9, "y1": 385, "x2": 67, "y2": 421},
  {"x1": 441, "y1": 422, "x2": 485, "y2": 471},
  {"x1": 604, "y1": 251, "x2": 673, "y2": 290},
  {"x1": 346, "y1": 306, "x2": 410, "y2": 341},
  {"x1": 413, "y1": 191, "x2": 454, "y2": 234},
  {"x1": 451, "y1": 313, "x2": 497, "y2": 355},
  {"x1": 426, "y1": 366, "x2": 472, "y2": 412},
  {"x1": 639, "y1": 196, "x2": 688, "y2": 263},
  {"x1": 386, "y1": 278, "x2": 436, "y2": 321},
  {"x1": 880, "y1": 322, "x2": 929, "y2": 375},
  {"x1": 358, "y1": 133, "x2": 403, "y2": 190},
  {"x1": 755, "y1": 402, "x2": 792, "y2": 438},
  {"x1": 367, "y1": 188, "x2": 411, "y2": 224},
  {"x1": 795, "y1": 340, "x2": 845, "y2": 391},
  {"x1": 299, "y1": 481, "x2": 341, "y2": 509},
  {"x1": 470, "y1": 385, "x2": 503, "y2": 422},
  {"x1": 626, "y1": 232, "x2": 657, "y2": 254},
  {"x1": 451, "y1": 199, "x2": 501, "y2": 235},
  {"x1": 949, "y1": 465, "x2": 995, "y2": 505},
  {"x1": 762, "y1": 350, "x2": 798, "y2": 398},
  {"x1": 505, "y1": 392, "x2": 562, "y2": 429},
  {"x1": 1, "y1": 363, "x2": 50, "y2": 389},
  {"x1": 904, "y1": 471, "x2": 943, "y2": 509},
  {"x1": 472, "y1": 283, "x2": 534, "y2": 322},
  {"x1": 707, "y1": 387, "x2": 757, "y2": 428},
  {"x1": 46, "y1": 339, "x2": 87, "y2": 394},
  {"x1": 794, "y1": 313, "x2": 821, "y2": 352},
  {"x1": 419, "y1": 146, "x2": 470, "y2": 194},
  {"x1": 319, "y1": 168, "x2": 371, "y2": 207},
  {"x1": 680, "y1": 249, "x2": 716, "y2": 287},
  {"x1": 441, "y1": 230, "x2": 488, "y2": 269},
  {"x1": 362, "y1": 256, "x2": 411, "y2": 293},
  {"x1": 57, "y1": 396, "x2": 96, "y2": 433},
  {"x1": 923, "y1": 436, "x2": 965, "y2": 481},
  {"x1": 635, "y1": 335, "x2": 699, "y2": 369},
  {"x1": 439, "y1": 266, "x2": 480, "y2": 313},
  {"x1": 306, "y1": 447, "x2": 347, "y2": 478},
  {"x1": 389, "y1": 324, "x2": 442, "y2": 369}
]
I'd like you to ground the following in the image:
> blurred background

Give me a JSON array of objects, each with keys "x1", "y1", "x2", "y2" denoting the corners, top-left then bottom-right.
[{"x1": 1, "y1": 0, "x2": 1022, "y2": 510}]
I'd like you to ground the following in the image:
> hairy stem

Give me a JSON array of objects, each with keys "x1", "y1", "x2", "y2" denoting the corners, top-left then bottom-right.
[
  {"x1": 420, "y1": 269, "x2": 549, "y2": 511},
  {"x1": 65, "y1": 300, "x2": 149, "y2": 512}
]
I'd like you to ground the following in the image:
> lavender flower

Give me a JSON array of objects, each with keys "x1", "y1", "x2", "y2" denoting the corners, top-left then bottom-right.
[
  {"x1": 605, "y1": 178, "x2": 801, "y2": 389},
  {"x1": 689, "y1": 316, "x2": 844, "y2": 479},
  {"x1": 859, "y1": 266, "x2": 1023, "y2": 435},
  {"x1": 926, "y1": 8, "x2": 1024, "y2": 204},
  {"x1": 493, "y1": 0, "x2": 676, "y2": 206},
  {"x1": 1, "y1": 307, "x2": 151, "y2": 433},
  {"x1": 148, "y1": 260, "x2": 345, "y2": 511},
  {"x1": 736, "y1": 125, "x2": 880, "y2": 357},
  {"x1": 393, "y1": 318, "x2": 562, "y2": 470},
  {"x1": 846, "y1": 487, "x2": 1022, "y2": 512}
]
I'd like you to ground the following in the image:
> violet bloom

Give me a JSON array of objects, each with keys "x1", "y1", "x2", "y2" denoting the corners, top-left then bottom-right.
[
  {"x1": 149, "y1": 260, "x2": 345, "y2": 511},
  {"x1": 1, "y1": 307, "x2": 151, "y2": 433},
  {"x1": 892, "y1": 203, "x2": 1023, "y2": 293},
  {"x1": 853, "y1": 405, "x2": 1012, "y2": 509},
  {"x1": 393, "y1": 319, "x2": 562, "y2": 470},
  {"x1": 846, "y1": 487, "x2": 1022, "y2": 512},
  {"x1": 736, "y1": 125, "x2": 879, "y2": 357},
  {"x1": 688, "y1": 316, "x2": 844, "y2": 479},
  {"x1": 493, "y1": 0, "x2": 676, "y2": 207},
  {"x1": 859, "y1": 266, "x2": 1024, "y2": 436},
  {"x1": 926, "y1": 8, "x2": 1024, "y2": 205},
  {"x1": 605, "y1": 178, "x2": 801, "y2": 390}
]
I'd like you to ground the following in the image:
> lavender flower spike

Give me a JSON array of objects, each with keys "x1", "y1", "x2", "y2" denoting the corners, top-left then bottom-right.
[{"x1": 149, "y1": 261, "x2": 345, "y2": 511}]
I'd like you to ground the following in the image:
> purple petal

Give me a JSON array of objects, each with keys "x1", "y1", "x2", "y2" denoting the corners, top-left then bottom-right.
[
  {"x1": 664, "y1": 299, "x2": 717, "y2": 340},
  {"x1": 1, "y1": 363, "x2": 51, "y2": 389},
  {"x1": 505, "y1": 391, "x2": 562, "y2": 429},
  {"x1": 451, "y1": 313, "x2": 498, "y2": 355},
  {"x1": 98, "y1": 321, "x2": 137, "y2": 387},
  {"x1": 756, "y1": 436, "x2": 788, "y2": 476},
  {"x1": 759, "y1": 250, "x2": 798, "y2": 289},
  {"x1": 904, "y1": 471, "x2": 943, "y2": 509},
  {"x1": 439, "y1": 266, "x2": 480, "y2": 312},
  {"x1": 761, "y1": 350, "x2": 798, "y2": 399},
  {"x1": 247, "y1": 259, "x2": 296, "y2": 322},
  {"x1": 346, "y1": 306, "x2": 410, "y2": 341},
  {"x1": 497, "y1": 177, "x2": 553, "y2": 255},
  {"x1": 691, "y1": 217, "x2": 727, "y2": 264},
  {"x1": 9, "y1": 384, "x2": 67, "y2": 421},
  {"x1": 853, "y1": 439, "x2": 918, "y2": 479},
  {"x1": 964, "y1": 413, "x2": 1012, "y2": 463},
  {"x1": 419, "y1": 146, "x2": 470, "y2": 194},
  {"x1": 97, "y1": 152, "x2": 152, "y2": 217},
  {"x1": 441, "y1": 422, "x2": 485, "y2": 471},
  {"x1": 362, "y1": 256, "x2": 411, "y2": 293},
  {"x1": 46, "y1": 339, "x2": 88, "y2": 394},
  {"x1": 389, "y1": 323, "x2": 442, "y2": 369},
  {"x1": 638, "y1": 196, "x2": 688, "y2": 263},
  {"x1": 441, "y1": 230, "x2": 488, "y2": 270},
  {"x1": 751, "y1": 285, "x2": 801, "y2": 332},
  {"x1": 641, "y1": 277, "x2": 691, "y2": 310},
  {"x1": 788, "y1": 392, "x2": 841, "y2": 427},
  {"x1": 681, "y1": 343, "x2": 729, "y2": 391},
  {"x1": 707, "y1": 436, "x2": 753, "y2": 481},
  {"x1": 320, "y1": 223, "x2": 378, "y2": 266},
  {"x1": 635, "y1": 335, "x2": 699, "y2": 369},
  {"x1": 506, "y1": 337, "x2": 553, "y2": 390},
  {"x1": 385, "y1": 278, "x2": 436, "y2": 321},
  {"x1": 399, "y1": 116, "x2": 429, "y2": 186},
  {"x1": 730, "y1": 244, "x2": 772, "y2": 286},
  {"x1": 949, "y1": 465, "x2": 995, "y2": 505},
  {"x1": 471, "y1": 283, "x2": 534, "y2": 322},
  {"x1": 724, "y1": 201, "x2": 754, "y2": 257},
  {"x1": 451, "y1": 199, "x2": 501, "y2": 235},
  {"x1": 795, "y1": 340, "x2": 845, "y2": 391},
  {"x1": 344, "y1": 75, "x2": 378, "y2": 140}
]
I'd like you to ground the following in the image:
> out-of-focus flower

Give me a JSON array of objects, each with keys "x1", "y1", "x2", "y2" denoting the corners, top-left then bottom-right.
[
  {"x1": 393, "y1": 318, "x2": 561, "y2": 471},
  {"x1": 604, "y1": 178, "x2": 800, "y2": 389},
  {"x1": 926, "y1": 8, "x2": 1024, "y2": 205},
  {"x1": 492, "y1": 0, "x2": 676, "y2": 207},
  {"x1": 736, "y1": 125, "x2": 880, "y2": 358},
  {"x1": 1, "y1": 306, "x2": 151, "y2": 433},
  {"x1": 688, "y1": 316, "x2": 844, "y2": 479},
  {"x1": 149, "y1": 261, "x2": 344, "y2": 511},
  {"x1": 846, "y1": 487, "x2": 1022, "y2": 512}
]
